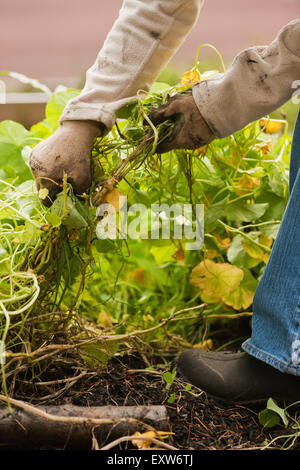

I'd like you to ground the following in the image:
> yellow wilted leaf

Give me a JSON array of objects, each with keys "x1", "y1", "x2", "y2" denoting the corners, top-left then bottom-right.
[
  {"x1": 130, "y1": 267, "x2": 146, "y2": 285},
  {"x1": 242, "y1": 237, "x2": 270, "y2": 264},
  {"x1": 259, "y1": 119, "x2": 283, "y2": 134},
  {"x1": 97, "y1": 311, "x2": 114, "y2": 328},
  {"x1": 196, "y1": 145, "x2": 208, "y2": 157},
  {"x1": 259, "y1": 234, "x2": 273, "y2": 249},
  {"x1": 222, "y1": 270, "x2": 257, "y2": 310},
  {"x1": 131, "y1": 431, "x2": 173, "y2": 449},
  {"x1": 181, "y1": 67, "x2": 201, "y2": 86},
  {"x1": 172, "y1": 246, "x2": 185, "y2": 264},
  {"x1": 67, "y1": 228, "x2": 79, "y2": 241},
  {"x1": 199, "y1": 292, "x2": 220, "y2": 304},
  {"x1": 204, "y1": 249, "x2": 219, "y2": 260},
  {"x1": 103, "y1": 188, "x2": 126, "y2": 212},
  {"x1": 254, "y1": 140, "x2": 272, "y2": 155},
  {"x1": 235, "y1": 174, "x2": 261, "y2": 196},
  {"x1": 223, "y1": 283, "x2": 254, "y2": 310},
  {"x1": 213, "y1": 232, "x2": 231, "y2": 249},
  {"x1": 193, "y1": 339, "x2": 213, "y2": 350},
  {"x1": 190, "y1": 260, "x2": 244, "y2": 299},
  {"x1": 38, "y1": 188, "x2": 49, "y2": 200}
]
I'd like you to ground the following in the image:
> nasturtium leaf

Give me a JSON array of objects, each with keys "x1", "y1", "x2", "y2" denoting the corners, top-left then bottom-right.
[
  {"x1": 265, "y1": 398, "x2": 289, "y2": 428},
  {"x1": 242, "y1": 233, "x2": 271, "y2": 264},
  {"x1": 190, "y1": 260, "x2": 244, "y2": 299},
  {"x1": 0, "y1": 121, "x2": 35, "y2": 182},
  {"x1": 259, "y1": 233, "x2": 273, "y2": 249},
  {"x1": 150, "y1": 82, "x2": 171, "y2": 94},
  {"x1": 222, "y1": 269, "x2": 258, "y2": 310},
  {"x1": 93, "y1": 238, "x2": 115, "y2": 253},
  {"x1": 150, "y1": 243, "x2": 174, "y2": 264},
  {"x1": 204, "y1": 199, "x2": 227, "y2": 232},
  {"x1": 227, "y1": 235, "x2": 261, "y2": 269},
  {"x1": 2, "y1": 71, "x2": 52, "y2": 96},
  {"x1": 257, "y1": 190, "x2": 287, "y2": 223},
  {"x1": 30, "y1": 119, "x2": 53, "y2": 140},
  {"x1": 224, "y1": 202, "x2": 268, "y2": 223},
  {"x1": 258, "y1": 408, "x2": 281, "y2": 428},
  {"x1": 131, "y1": 189, "x2": 151, "y2": 207},
  {"x1": 116, "y1": 102, "x2": 136, "y2": 120},
  {"x1": 46, "y1": 89, "x2": 81, "y2": 131},
  {"x1": 260, "y1": 222, "x2": 281, "y2": 239},
  {"x1": 267, "y1": 163, "x2": 288, "y2": 198},
  {"x1": 45, "y1": 212, "x2": 62, "y2": 228},
  {"x1": 0, "y1": 120, "x2": 35, "y2": 146},
  {"x1": 163, "y1": 371, "x2": 174, "y2": 384},
  {"x1": 51, "y1": 194, "x2": 88, "y2": 229}
]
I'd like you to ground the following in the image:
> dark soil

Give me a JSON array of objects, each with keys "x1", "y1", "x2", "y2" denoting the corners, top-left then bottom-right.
[{"x1": 19, "y1": 353, "x2": 300, "y2": 451}]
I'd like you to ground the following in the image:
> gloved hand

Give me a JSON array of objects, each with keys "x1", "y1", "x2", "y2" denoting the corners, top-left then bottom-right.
[
  {"x1": 149, "y1": 91, "x2": 215, "y2": 153},
  {"x1": 30, "y1": 120, "x2": 103, "y2": 205}
]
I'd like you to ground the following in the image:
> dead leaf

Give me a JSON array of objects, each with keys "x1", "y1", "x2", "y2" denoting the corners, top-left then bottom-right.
[
  {"x1": 242, "y1": 236, "x2": 271, "y2": 264},
  {"x1": 254, "y1": 140, "x2": 273, "y2": 155},
  {"x1": 103, "y1": 188, "x2": 126, "y2": 212},
  {"x1": 131, "y1": 267, "x2": 146, "y2": 285},
  {"x1": 193, "y1": 339, "x2": 213, "y2": 350},
  {"x1": 196, "y1": 145, "x2": 208, "y2": 157},
  {"x1": 131, "y1": 431, "x2": 173, "y2": 449},
  {"x1": 172, "y1": 247, "x2": 185, "y2": 264},
  {"x1": 212, "y1": 232, "x2": 231, "y2": 249},
  {"x1": 235, "y1": 174, "x2": 261, "y2": 196},
  {"x1": 204, "y1": 249, "x2": 219, "y2": 260},
  {"x1": 97, "y1": 311, "x2": 114, "y2": 328}
]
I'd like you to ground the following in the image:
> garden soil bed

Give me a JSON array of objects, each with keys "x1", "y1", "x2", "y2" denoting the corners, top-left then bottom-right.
[{"x1": 2, "y1": 353, "x2": 299, "y2": 451}]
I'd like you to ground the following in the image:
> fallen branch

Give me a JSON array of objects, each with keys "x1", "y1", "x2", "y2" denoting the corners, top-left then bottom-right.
[{"x1": 0, "y1": 394, "x2": 168, "y2": 450}]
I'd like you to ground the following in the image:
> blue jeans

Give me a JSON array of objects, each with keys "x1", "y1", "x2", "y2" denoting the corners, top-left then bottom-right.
[{"x1": 243, "y1": 111, "x2": 300, "y2": 375}]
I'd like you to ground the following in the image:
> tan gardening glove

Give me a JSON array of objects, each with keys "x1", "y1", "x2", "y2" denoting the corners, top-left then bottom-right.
[
  {"x1": 30, "y1": 120, "x2": 103, "y2": 205},
  {"x1": 149, "y1": 91, "x2": 214, "y2": 153}
]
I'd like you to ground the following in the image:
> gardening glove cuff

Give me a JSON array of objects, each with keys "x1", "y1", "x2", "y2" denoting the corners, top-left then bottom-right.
[{"x1": 192, "y1": 18, "x2": 300, "y2": 140}]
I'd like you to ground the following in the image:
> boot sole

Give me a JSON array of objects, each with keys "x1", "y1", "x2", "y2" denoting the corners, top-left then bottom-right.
[{"x1": 177, "y1": 367, "x2": 300, "y2": 410}]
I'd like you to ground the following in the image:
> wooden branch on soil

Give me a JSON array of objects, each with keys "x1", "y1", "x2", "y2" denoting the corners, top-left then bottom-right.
[{"x1": 0, "y1": 394, "x2": 168, "y2": 450}]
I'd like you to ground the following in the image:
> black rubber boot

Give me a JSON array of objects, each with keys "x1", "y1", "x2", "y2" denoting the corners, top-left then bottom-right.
[{"x1": 177, "y1": 350, "x2": 300, "y2": 406}]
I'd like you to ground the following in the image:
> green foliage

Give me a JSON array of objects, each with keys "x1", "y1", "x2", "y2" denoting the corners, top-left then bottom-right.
[
  {"x1": 0, "y1": 69, "x2": 294, "y2": 398},
  {"x1": 259, "y1": 398, "x2": 289, "y2": 428}
]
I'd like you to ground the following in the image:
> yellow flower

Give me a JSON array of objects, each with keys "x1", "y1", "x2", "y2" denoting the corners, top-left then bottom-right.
[
  {"x1": 181, "y1": 68, "x2": 201, "y2": 86},
  {"x1": 259, "y1": 119, "x2": 283, "y2": 134}
]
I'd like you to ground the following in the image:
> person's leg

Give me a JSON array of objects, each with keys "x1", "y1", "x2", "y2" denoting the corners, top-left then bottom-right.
[
  {"x1": 177, "y1": 112, "x2": 300, "y2": 403},
  {"x1": 242, "y1": 112, "x2": 300, "y2": 375},
  {"x1": 289, "y1": 112, "x2": 300, "y2": 193}
]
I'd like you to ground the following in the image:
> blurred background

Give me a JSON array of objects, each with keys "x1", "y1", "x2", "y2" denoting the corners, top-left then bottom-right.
[{"x1": 0, "y1": 0, "x2": 299, "y2": 127}]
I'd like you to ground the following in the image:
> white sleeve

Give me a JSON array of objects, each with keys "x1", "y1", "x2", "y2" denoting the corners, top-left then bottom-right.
[
  {"x1": 60, "y1": 0, "x2": 203, "y2": 130},
  {"x1": 193, "y1": 18, "x2": 300, "y2": 139}
]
